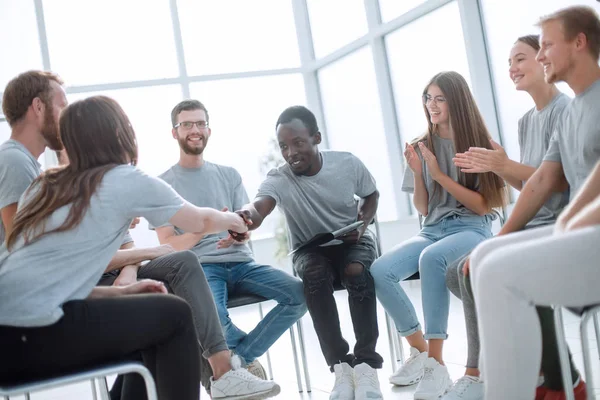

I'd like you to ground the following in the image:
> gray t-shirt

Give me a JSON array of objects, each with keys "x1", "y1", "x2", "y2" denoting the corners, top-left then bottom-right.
[
  {"x1": 257, "y1": 150, "x2": 377, "y2": 250},
  {"x1": 155, "y1": 162, "x2": 253, "y2": 264},
  {"x1": 402, "y1": 135, "x2": 494, "y2": 226},
  {"x1": 544, "y1": 79, "x2": 600, "y2": 198},
  {"x1": 0, "y1": 165, "x2": 184, "y2": 327},
  {"x1": 519, "y1": 93, "x2": 570, "y2": 228},
  {"x1": 0, "y1": 140, "x2": 42, "y2": 244}
]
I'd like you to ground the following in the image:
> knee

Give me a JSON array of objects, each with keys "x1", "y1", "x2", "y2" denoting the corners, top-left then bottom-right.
[
  {"x1": 368, "y1": 258, "x2": 386, "y2": 282},
  {"x1": 159, "y1": 294, "x2": 194, "y2": 327},
  {"x1": 165, "y1": 250, "x2": 201, "y2": 276},
  {"x1": 344, "y1": 262, "x2": 364, "y2": 277},
  {"x1": 343, "y1": 262, "x2": 375, "y2": 299},
  {"x1": 300, "y1": 258, "x2": 332, "y2": 286},
  {"x1": 419, "y1": 249, "x2": 446, "y2": 276},
  {"x1": 174, "y1": 250, "x2": 201, "y2": 270},
  {"x1": 290, "y1": 279, "x2": 307, "y2": 302}
]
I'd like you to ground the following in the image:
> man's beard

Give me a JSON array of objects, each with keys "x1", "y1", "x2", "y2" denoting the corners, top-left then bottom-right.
[
  {"x1": 41, "y1": 103, "x2": 63, "y2": 151},
  {"x1": 178, "y1": 136, "x2": 206, "y2": 155}
]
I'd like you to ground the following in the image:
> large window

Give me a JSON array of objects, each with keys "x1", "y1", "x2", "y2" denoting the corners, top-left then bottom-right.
[
  {"x1": 378, "y1": 0, "x2": 428, "y2": 22},
  {"x1": 306, "y1": 0, "x2": 368, "y2": 58},
  {"x1": 0, "y1": 1, "x2": 43, "y2": 90},
  {"x1": 67, "y1": 85, "x2": 184, "y2": 177},
  {"x1": 190, "y1": 74, "x2": 306, "y2": 238},
  {"x1": 386, "y1": 1, "x2": 471, "y2": 147},
  {"x1": 178, "y1": 0, "x2": 300, "y2": 75},
  {"x1": 480, "y1": 0, "x2": 590, "y2": 166},
  {"x1": 318, "y1": 46, "x2": 397, "y2": 221},
  {"x1": 43, "y1": 0, "x2": 179, "y2": 86},
  {"x1": 2, "y1": 0, "x2": 520, "y2": 232}
]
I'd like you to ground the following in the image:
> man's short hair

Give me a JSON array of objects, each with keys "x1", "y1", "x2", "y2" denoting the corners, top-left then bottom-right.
[
  {"x1": 170, "y1": 100, "x2": 209, "y2": 127},
  {"x1": 2, "y1": 70, "x2": 64, "y2": 126},
  {"x1": 538, "y1": 5, "x2": 600, "y2": 60},
  {"x1": 276, "y1": 106, "x2": 319, "y2": 136}
]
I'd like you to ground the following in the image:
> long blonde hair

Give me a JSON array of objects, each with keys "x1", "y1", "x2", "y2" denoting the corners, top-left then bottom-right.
[
  {"x1": 7, "y1": 96, "x2": 138, "y2": 250},
  {"x1": 413, "y1": 71, "x2": 506, "y2": 209}
]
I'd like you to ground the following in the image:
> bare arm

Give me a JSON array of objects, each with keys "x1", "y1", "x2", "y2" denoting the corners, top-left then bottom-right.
[
  {"x1": 155, "y1": 226, "x2": 204, "y2": 251},
  {"x1": 436, "y1": 175, "x2": 491, "y2": 216},
  {"x1": 88, "y1": 280, "x2": 167, "y2": 298},
  {"x1": 497, "y1": 160, "x2": 535, "y2": 191},
  {"x1": 168, "y1": 202, "x2": 248, "y2": 235},
  {"x1": 453, "y1": 145, "x2": 534, "y2": 191},
  {"x1": 558, "y1": 161, "x2": 600, "y2": 231},
  {"x1": 87, "y1": 286, "x2": 123, "y2": 298},
  {"x1": 358, "y1": 190, "x2": 379, "y2": 225},
  {"x1": 454, "y1": 144, "x2": 568, "y2": 192},
  {"x1": 237, "y1": 196, "x2": 277, "y2": 231},
  {"x1": 0, "y1": 203, "x2": 18, "y2": 242},
  {"x1": 105, "y1": 242, "x2": 172, "y2": 272},
  {"x1": 412, "y1": 173, "x2": 429, "y2": 216},
  {"x1": 499, "y1": 161, "x2": 565, "y2": 234}
]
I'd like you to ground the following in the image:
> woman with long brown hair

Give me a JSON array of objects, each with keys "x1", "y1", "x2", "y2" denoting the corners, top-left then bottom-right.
[
  {"x1": 447, "y1": 35, "x2": 584, "y2": 400},
  {"x1": 370, "y1": 71, "x2": 506, "y2": 399},
  {"x1": 0, "y1": 96, "x2": 248, "y2": 400}
]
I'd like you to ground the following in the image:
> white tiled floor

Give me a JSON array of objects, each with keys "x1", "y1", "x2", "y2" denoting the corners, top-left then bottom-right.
[{"x1": 8, "y1": 281, "x2": 600, "y2": 399}]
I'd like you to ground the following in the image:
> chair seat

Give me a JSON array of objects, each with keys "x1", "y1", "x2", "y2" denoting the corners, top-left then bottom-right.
[{"x1": 227, "y1": 293, "x2": 269, "y2": 309}]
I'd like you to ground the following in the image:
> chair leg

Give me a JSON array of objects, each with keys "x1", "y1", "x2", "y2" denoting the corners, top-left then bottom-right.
[
  {"x1": 90, "y1": 379, "x2": 98, "y2": 400},
  {"x1": 594, "y1": 312, "x2": 600, "y2": 361},
  {"x1": 581, "y1": 311, "x2": 597, "y2": 400},
  {"x1": 24, "y1": 395, "x2": 31, "y2": 400},
  {"x1": 553, "y1": 307, "x2": 575, "y2": 400},
  {"x1": 98, "y1": 377, "x2": 110, "y2": 400},
  {"x1": 289, "y1": 324, "x2": 304, "y2": 392},
  {"x1": 258, "y1": 303, "x2": 274, "y2": 380},
  {"x1": 136, "y1": 367, "x2": 158, "y2": 400},
  {"x1": 396, "y1": 332, "x2": 404, "y2": 365},
  {"x1": 385, "y1": 312, "x2": 396, "y2": 368},
  {"x1": 296, "y1": 320, "x2": 312, "y2": 392}
]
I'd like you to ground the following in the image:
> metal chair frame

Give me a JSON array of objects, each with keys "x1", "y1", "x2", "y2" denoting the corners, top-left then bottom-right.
[
  {"x1": 554, "y1": 305, "x2": 600, "y2": 400},
  {"x1": 226, "y1": 293, "x2": 309, "y2": 392},
  {"x1": 0, "y1": 362, "x2": 156, "y2": 400}
]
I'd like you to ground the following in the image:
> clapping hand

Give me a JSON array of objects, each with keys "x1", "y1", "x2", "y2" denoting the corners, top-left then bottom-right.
[{"x1": 418, "y1": 142, "x2": 443, "y2": 181}]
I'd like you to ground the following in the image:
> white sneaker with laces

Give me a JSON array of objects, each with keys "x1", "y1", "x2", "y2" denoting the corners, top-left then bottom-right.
[
  {"x1": 330, "y1": 362, "x2": 355, "y2": 400},
  {"x1": 210, "y1": 367, "x2": 280, "y2": 400},
  {"x1": 414, "y1": 357, "x2": 452, "y2": 400},
  {"x1": 441, "y1": 376, "x2": 484, "y2": 400},
  {"x1": 354, "y1": 363, "x2": 383, "y2": 400},
  {"x1": 389, "y1": 347, "x2": 428, "y2": 386}
]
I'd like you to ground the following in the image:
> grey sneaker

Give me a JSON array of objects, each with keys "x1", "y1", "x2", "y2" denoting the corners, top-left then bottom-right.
[{"x1": 246, "y1": 359, "x2": 268, "y2": 380}]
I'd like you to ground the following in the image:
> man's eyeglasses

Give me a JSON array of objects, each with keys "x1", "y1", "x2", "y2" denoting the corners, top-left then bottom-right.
[
  {"x1": 174, "y1": 121, "x2": 209, "y2": 130},
  {"x1": 422, "y1": 94, "x2": 446, "y2": 105}
]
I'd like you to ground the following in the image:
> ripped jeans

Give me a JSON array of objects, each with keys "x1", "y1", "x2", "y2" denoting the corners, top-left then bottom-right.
[{"x1": 293, "y1": 234, "x2": 383, "y2": 370}]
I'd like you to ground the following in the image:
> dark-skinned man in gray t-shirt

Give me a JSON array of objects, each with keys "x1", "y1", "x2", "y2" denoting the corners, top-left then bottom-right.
[{"x1": 235, "y1": 106, "x2": 384, "y2": 400}]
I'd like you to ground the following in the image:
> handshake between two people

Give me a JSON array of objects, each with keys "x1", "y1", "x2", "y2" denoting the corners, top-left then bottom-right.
[{"x1": 221, "y1": 207, "x2": 253, "y2": 246}]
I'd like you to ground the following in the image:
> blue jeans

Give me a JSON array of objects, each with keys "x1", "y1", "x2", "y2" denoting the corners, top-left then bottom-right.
[
  {"x1": 202, "y1": 261, "x2": 307, "y2": 364},
  {"x1": 370, "y1": 215, "x2": 492, "y2": 340}
]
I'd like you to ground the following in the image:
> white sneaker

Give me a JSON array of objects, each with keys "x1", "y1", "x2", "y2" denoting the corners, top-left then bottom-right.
[
  {"x1": 210, "y1": 368, "x2": 280, "y2": 400},
  {"x1": 354, "y1": 363, "x2": 383, "y2": 400},
  {"x1": 389, "y1": 347, "x2": 428, "y2": 386},
  {"x1": 414, "y1": 358, "x2": 452, "y2": 400},
  {"x1": 330, "y1": 362, "x2": 355, "y2": 400},
  {"x1": 441, "y1": 376, "x2": 484, "y2": 400}
]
